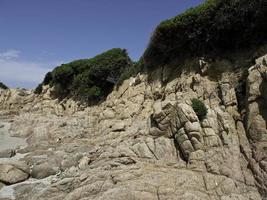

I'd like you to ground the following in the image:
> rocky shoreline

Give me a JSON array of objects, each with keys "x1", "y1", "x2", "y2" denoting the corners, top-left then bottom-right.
[{"x1": 0, "y1": 55, "x2": 266, "y2": 199}]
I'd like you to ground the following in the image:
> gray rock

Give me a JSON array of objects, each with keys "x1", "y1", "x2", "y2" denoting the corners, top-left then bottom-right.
[
  {"x1": 0, "y1": 181, "x2": 5, "y2": 190},
  {"x1": 31, "y1": 162, "x2": 59, "y2": 179},
  {"x1": 111, "y1": 121, "x2": 125, "y2": 132},
  {"x1": 0, "y1": 149, "x2": 16, "y2": 158}
]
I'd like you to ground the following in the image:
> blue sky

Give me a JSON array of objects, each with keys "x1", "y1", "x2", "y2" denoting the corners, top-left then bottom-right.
[{"x1": 0, "y1": 0, "x2": 203, "y2": 88}]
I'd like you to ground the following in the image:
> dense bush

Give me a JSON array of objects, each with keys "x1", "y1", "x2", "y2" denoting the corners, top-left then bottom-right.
[
  {"x1": 43, "y1": 72, "x2": 53, "y2": 85},
  {"x1": 34, "y1": 83, "x2": 43, "y2": 94},
  {"x1": 38, "y1": 48, "x2": 133, "y2": 102},
  {"x1": 191, "y1": 98, "x2": 208, "y2": 120},
  {"x1": 144, "y1": 0, "x2": 267, "y2": 68},
  {"x1": 0, "y1": 82, "x2": 8, "y2": 90}
]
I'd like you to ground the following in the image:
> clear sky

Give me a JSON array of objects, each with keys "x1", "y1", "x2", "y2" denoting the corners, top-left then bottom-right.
[{"x1": 0, "y1": 0, "x2": 203, "y2": 88}]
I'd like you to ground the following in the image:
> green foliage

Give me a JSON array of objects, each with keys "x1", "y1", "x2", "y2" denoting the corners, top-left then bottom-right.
[
  {"x1": 87, "y1": 86, "x2": 101, "y2": 98},
  {"x1": 0, "y1": 82, "x2": 8, "y2": 90},
  {"x1": 42, "y1": 48, "x2": 133, "y2": 103},
  {"x1": 43, "y1": 72, "x2": 53, "y2": 85},
  {"x1": 34, "y1": 83, "x2": 43, "y2": 94},
  {"x1": 144, "y1": 0, "x2": 267, "y2": 68},
  {"x1": 191, "y1": 98, "x2": 208, "y2": 120}
]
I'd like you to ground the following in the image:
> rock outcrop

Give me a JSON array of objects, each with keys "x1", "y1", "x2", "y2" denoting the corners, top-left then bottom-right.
[
  {"x1": 0, "y1": 55, "x2": 267, "y2": 200},
  {"x1": 245, "y1": 55, "x2": 267, "y2": 196}
]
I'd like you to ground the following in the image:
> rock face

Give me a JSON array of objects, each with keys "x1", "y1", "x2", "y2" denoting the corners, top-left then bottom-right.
[
  {"x1": 246, "y1": 55, "x2": 267, "y2": 196},
  {"x1": 0, "y1": 55, "x2": 267, "y2": 199}
]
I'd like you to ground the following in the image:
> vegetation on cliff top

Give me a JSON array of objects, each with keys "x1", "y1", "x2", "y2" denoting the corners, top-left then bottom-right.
[
  {"x1": 35, "y1": 48, "x2": 139, "y2": 103},
  {"x1": 35, "y1": 0, "x2": 267, "y2": 102},
  {"x1": 0, "y1": 82, "x2": 8, "y2": 90},
  {"x1": 144, "y1": 0, "x2": 267, "y2": 68}
]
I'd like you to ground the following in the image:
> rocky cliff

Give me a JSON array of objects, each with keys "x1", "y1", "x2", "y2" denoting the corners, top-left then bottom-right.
[{"x1": 0, "y1": 54, "x2": 266, "y2": 200}]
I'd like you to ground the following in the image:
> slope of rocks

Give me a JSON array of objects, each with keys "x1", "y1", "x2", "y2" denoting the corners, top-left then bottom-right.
[{"x1": 0, "y1": 55, "x2": 267, "y2": 200}]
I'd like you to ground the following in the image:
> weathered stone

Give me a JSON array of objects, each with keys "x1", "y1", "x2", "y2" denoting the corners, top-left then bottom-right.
[
  {"x1": 0, "y1": 182, "x2": 5, "y2": 190},
  {"x1": 180, "y1": 140, "x2": 194, "y2": 158},
  {"x1": 175, "y1": 129, "x2": 188, "y2": 144},
  {"x1": 191, "y1": 137, "x2": 204, "y2": 150},
  {"x1": 0, "y1": 164, "x2": 29, "y2": 184},
  {"x1": 102, "y1": 109, "x2": 115, "y2": 119},
  {"x1": 111, "y1": 121, "x2": 126, "y2": 132},
  {"x1": 31, "y1": 162, "x2": 58, "y2": 179},
  {"x1": 185, "y1": 121, "x2": 201, "y2": 133},
  {"x1": 78, "y1": 156, "x2": 90, "y2": 170},
  {"x1": 0, "y1": 56, "x2": 267, "y2": 199},
  {"x1": 0, "y1": 149, "x2": 16, "y2": 158},
  {"x1": 220, "y1": 83, "x2": 238, "y2": 107}
]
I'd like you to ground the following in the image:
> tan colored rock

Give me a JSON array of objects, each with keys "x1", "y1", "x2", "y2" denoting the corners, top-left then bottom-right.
[
  {"x1": 0, "y1": 164, "x2": 29, "y2": 184},
  {"x1": 111, "y1": 121, "x2": 125, "y2": 131},
  {"x1": 31, "y1": 162, "x2": 59, "y2": 179},
  {"x1": 1, "y1": 55, "x2": 267, "y2": 199},
  {"x1": 78, "y1": 156, "x2": 90, "y2": 170},
  {"x1": 245, "y1": 62, "x2": 267, "y2": 196}
]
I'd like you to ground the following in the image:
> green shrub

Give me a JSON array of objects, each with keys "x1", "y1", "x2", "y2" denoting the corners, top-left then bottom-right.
[
  {"x1": 191, "y1": 98, "x2": 208, "y2": 120},
  {"x1": 43, "y1": 72, "x2": 53, "y2": 85},
  {"x1": 144, "y1": 0, "x2": 267, "y2": 68},
  {"x1": 34, "y1": 83, "x2": 43, "y2": 94},
  {"x1": 0, "y1": 82, "x2": 8, "y2": 90},
  {"x1": 39, "y1": 48, "x2": 133, "y2": 103},
  {"x1": 87, "y1": 86, "x2": 101, "y2": 98}
]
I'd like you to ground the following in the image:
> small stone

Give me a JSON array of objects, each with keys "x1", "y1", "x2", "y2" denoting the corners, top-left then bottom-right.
[
  {"x1": 111, "y1": 121, "x2": 125, "y2": 131},
  {"x1": 79, "y1": 173, "x2": 89, "y2": 182},
  {"x1": 78, "y1": 156, "x2": 90, "y2": 170},
  {"x1": 102, "y1": 109, "x2": 115, "y2": 119}
]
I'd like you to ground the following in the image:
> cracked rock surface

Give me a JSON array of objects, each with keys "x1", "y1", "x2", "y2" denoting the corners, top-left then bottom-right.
[{"x1": 0, "y1": 55, "x2": 267, "y2": 200}]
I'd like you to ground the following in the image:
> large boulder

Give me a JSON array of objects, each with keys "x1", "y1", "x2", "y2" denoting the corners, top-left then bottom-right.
[{"x1": 0, "y1": 163, "x2": 29, "y2": 184}]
